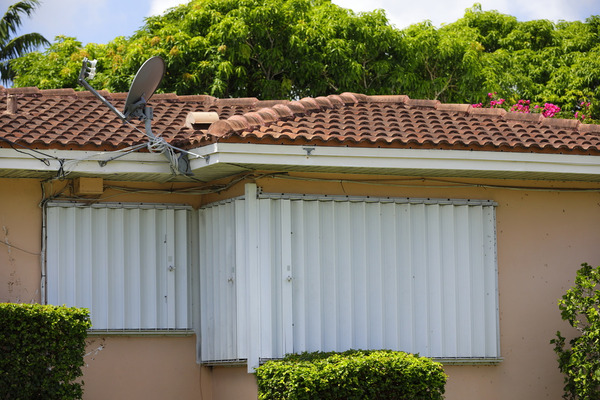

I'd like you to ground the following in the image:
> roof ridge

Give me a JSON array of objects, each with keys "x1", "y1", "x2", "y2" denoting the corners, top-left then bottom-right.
[
  {"x1": 401, "y1": 96, "x2": 599, "y2": 132},
  {"x1": 3, "y1": 87, "x2": 599, "y2": 136},
  {"x1": 207, "y1": 92, "x2": 363, "y2": 137}
]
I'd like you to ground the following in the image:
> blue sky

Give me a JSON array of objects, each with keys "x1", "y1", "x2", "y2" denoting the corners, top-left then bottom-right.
[{"x1": 4, "y1": 0, "x2": 600, "y2": 47}]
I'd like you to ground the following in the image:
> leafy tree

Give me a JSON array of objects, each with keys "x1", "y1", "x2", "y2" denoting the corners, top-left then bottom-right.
[
  {"x1": 0, "y1": 0, "x2": 49, "y2": 84},
  {"x1": 459, "y1": 6, "x2": 600, "y2": 118},
  {"x1": 10, "y1": 35, "x2": 92, "y2": 88},
  {"x1": 13, "y1": 0, "x2": 407, "y2": 99},
  {"x1": 398, "y1": 20, "x2": 486, "y2": 102},
  {"x1": 8, "y1": 0, "x2": 600, "y2": 119},
  {"x1": 552, "y1": 263, "x2": 600, "y2": 399},
  {"x1": 461, "y1": 4, "x2": 518, "y2": 53}
]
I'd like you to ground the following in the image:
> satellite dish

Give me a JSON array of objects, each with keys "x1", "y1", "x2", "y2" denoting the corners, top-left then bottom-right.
[
  {"x1": 77, "y1": 55, "x2": 193, "y2": 176},
  {"x1": 123, "y1": 56, "x2": 165, "y2": 120}
]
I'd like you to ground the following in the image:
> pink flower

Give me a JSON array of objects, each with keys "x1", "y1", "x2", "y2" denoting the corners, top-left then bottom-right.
[
  {"x1": 541, "y1": 103, "x2": 560, "y2": 118},
  {"x1": 510, "y1": 99, "x2": 531, "y2": 113},
  {"x1": 490, "y1": 98, "x2": 505, "y2": 108}
]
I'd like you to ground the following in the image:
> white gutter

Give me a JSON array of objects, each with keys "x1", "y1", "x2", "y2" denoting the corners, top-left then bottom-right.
[
  {"x1": 3, "y1": 143, "x2": 600, "y2": 180},
  {"x1": 189, "y1": 143, "x2": 600, "y2": 178},
  {"x1": 0, "y1": 148, "x2": 173, "y2": 175}
]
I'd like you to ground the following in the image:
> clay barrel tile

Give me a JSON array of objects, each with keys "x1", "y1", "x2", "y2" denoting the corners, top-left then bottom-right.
[
  {"x1": 437, "y1": 104, "x2": 471, "y2": 113},
  {"x1": 314, "y1": 96, "x2": 333, "y2": 109},
  {"x1": 579, "y1": 123, "x2": 600, "y2": 135},
  {"x1": 541, "y1": 117, "x2": 579, "y2": 129},
  {"x1": 270, "y1": 103, "x2": 295, "y2": 119},
  {"x1": 368, "y1": 95, "x2": 409, "y2": 104},
  {"x1": 207, "y1": 120, "x2": 234, "y2": 137},
  {"x1": 340, "y1": 92, "x2": 367, "y2": 103},
  {"x1": 243, "y1": 111, "x2": 266, "y2": 129},
  {"x1": 469, "y1": 107, "x2": 507, "y2": 117},
  {"x1": 504, "y1": 112, "x2": 543, "y2": 123},
  {"x1": 298, "y1": 97, "x2": 320, "y2": 111},
  {"x1": 255, "y1": 107, "x2": 280, "y2": 124},
  {"x1": 216, "y1": 97, "x2": 258, "y2": 107}
]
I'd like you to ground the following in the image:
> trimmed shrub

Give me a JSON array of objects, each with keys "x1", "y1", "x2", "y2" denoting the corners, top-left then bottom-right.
[
  {"x1": 0, "y1": 303, "x2": 91, "y2": 400},
  {"x1": 255, "y1": 350, "x2": 447, "y2": 400}
]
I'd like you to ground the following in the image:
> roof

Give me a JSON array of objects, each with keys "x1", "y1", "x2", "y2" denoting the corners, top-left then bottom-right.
[{"x1": 2, "y1": 86, "x2": 600, "y2": 155}]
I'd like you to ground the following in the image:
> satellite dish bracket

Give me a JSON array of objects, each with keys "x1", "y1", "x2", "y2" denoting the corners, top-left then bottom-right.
[
  {"x1": 124, "y1": 97, "x2": 148, "y2": 121},
  {"x1": 78, "y1": 58, "x2": 127, "y2": 122},
  {"x1": 78, "y1": 56, "x2": 193, "y2": 176}
]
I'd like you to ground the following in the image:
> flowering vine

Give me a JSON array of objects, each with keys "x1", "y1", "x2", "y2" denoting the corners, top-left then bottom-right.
[
  {"x1": 511, "y1": 99, "x2": 530, "y2": 114},
  {"x1": 574, "y1": 101, "x2": 591, "y2": 122},
  {"x1": 470, "y1": 92, "x2": 595, "y2": 121},
  {"x1": 534, "y1": 103, "x2": 561, "y2": 118}
]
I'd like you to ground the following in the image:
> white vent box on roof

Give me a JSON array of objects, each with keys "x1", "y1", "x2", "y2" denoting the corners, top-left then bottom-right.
[{"x1": 185, "y1": 111, "x2": 219, "y2": 130}]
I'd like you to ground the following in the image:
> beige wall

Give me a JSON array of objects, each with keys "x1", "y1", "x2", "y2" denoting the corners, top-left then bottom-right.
[
  {"x1": 2, "y1": 175, "x2": 600, "y2": 399},
  {"x1": 0, "y1": 178, "x2": 42, "y2": 303},
  {"x1": 83, "y1": 336, "x2": 205, "y2": 400}
]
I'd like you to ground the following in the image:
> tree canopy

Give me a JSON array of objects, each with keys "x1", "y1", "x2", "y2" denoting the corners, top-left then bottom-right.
[
  {"x1": 8, "y1": 1, "x2": 600, "y2": 119},
  {"x1": 0, "y1": 0, "x2": 49, "y2": 83}
]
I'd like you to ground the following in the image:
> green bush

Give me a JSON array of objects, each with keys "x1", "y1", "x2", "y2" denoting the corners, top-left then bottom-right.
[
  {"x1": 0, "y1": 303, "x2": 91, "y2": 400},
  {"x1": 552, "y1": 263, "x2": 600, "y2": 399},
  {"x1": 255, "y1": 350, "x2": 447, "y2": 400}
]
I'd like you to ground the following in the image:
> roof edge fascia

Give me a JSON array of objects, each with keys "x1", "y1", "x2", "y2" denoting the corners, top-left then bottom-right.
[
  {"x1": 189, "y1": 143, "x2": 600, "y2": 179},
  {"x1": 0, "y1": 148, "x2": 172, "y2": 176},
  {"x1": 4, "y1": 144, "x2": 600, "y2": 181}
]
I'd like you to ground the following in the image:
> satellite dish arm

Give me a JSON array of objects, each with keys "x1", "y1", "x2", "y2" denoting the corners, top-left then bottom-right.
[
  {"x1": 76, "y1": 56, "x2": 193, "y2": 176},
  {"x1": 78, "y1": 58, "x2": 127, "y2": 122}
]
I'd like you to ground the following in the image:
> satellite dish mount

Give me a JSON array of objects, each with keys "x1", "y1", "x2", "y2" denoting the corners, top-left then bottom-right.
[{"x1": 78, "y1": 57, "x2": 192, "y2": 175}]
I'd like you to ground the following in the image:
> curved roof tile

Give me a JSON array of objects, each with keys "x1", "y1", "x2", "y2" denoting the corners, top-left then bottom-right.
[{"x1": 1, "y1": 86, "x2": 600, "y2": 155}]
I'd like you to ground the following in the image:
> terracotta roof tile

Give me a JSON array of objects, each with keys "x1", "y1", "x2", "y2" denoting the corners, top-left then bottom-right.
[{"x1": 2, "y1": 87, "x2": 600, "y2": 155}]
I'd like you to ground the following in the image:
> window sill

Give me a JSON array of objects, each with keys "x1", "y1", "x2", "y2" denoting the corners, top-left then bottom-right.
[
  {"x1": 200, "y1": 359, "x2": 248, "y2": 367},
  {"x1": 434, "y1": 357, "x2": 503, "y2": 365},
  {"x1": 87, "y1": 329, "x2": 195, "y2": 337}
]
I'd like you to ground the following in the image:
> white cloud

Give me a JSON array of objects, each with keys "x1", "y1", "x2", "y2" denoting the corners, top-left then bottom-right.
[
  {"x1": 149, "y1": 0, "x2": 186, "y2": 16},
  {"x1": 10, "y1": 0, "x2": 600, "y2": 50},
  {"x1": 333, "y1": 0, "x2": 600, "y2": 29}
]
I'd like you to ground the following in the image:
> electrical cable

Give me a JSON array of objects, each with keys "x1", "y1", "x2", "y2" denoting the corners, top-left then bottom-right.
[
  {"x1": 0, "y1": 136, "x2": 56, "y2": 166},
  {"x1": 271, "y1": 174, "x2": 600, "y2": 193},
  {"x1": 0, "y1": 239, "x2": 41, "y2": 256}
]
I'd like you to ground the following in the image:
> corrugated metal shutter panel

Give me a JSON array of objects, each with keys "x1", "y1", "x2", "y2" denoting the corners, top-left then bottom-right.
[
  {"x1": 288, "y1": 199, "x2": 498, "y2": 359},
  {"x1": 198, "y1": 200, "x2": 240, "y2": 361},
  {"x1": 46, "y1": 203, "x2": 190, "y2": 331},
  {"x1": 197, "y1": 188, "x2": 498, "y2": 367}
]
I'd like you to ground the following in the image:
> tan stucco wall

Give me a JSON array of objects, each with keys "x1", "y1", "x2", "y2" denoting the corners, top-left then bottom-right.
[
  {"x1": 2, "y1": 175, "x2": 600, "y2": 399},
  {"x1": 212, "y1": 366, "x2": 259, "y2": 400},
  {"x1": 0, "y1": 178, "x2": 42, "y2": 303},
  {"x1": 83, "y1": 336, "x2": 206, "y2": 400}
]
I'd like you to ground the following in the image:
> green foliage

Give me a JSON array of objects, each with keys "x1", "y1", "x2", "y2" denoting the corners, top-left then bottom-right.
[
  {"x1": 551, "y1": 263, "x2": 600, "y2": 399},
  {"x1": 0, "y1": 303, "x2": 91, "y2": 400},
  {"x1": 0, "y1": 0, "x2": 49, "y2": 83},
  {"x1": 400, "y1": 20, "x2": 485, "y2": 102},
  {"x1": 13, "y1": 0, "x2": 406, "y2": 99},
  {"x1": 462, "y1": 3, "x2": 518, "y2": 53},
  {"x1": 10, "y1": 35, "x2": 91, "y2": 89},
  {"x1": 8, "y1": 1, "x2": 600, "y2": 119},
  {"x1": 255, "y1": 350, "x2": 447, "y2": 400}
]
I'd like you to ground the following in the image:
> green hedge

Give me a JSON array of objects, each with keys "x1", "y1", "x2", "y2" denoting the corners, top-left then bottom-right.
[
  {"x1": 0, "y1": 303, "x2": 91, "y2": 400},
  {"x1": 255, "y1": 350, "x2": 447, "y2": 400}
]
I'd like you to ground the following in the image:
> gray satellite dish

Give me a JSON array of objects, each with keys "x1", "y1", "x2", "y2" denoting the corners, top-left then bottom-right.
[
  {"x1": 77, "y1": 55, "x2": 192, "y2": 176},
  {"x1": 123, "y1": 56, "x2": 165, "y2": 120}
]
